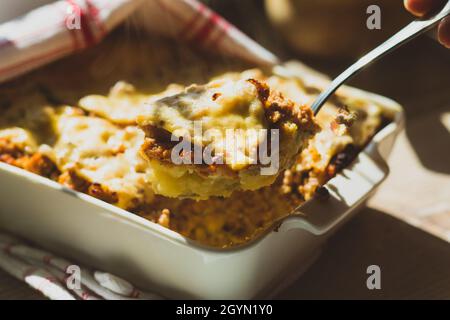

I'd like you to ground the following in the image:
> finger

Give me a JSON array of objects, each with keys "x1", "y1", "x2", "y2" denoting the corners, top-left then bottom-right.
[
  {"x1": 438, "y1": 17, "x2": 450, "y2": 48},
  {"x1": 404, "y1": 0, "x2": 446, "y2": 17}
]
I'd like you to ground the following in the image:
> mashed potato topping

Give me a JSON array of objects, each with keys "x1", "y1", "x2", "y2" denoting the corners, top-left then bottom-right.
[
  {"x1": 79, "y1": 81, "x2": 183, "y2": 125},
  {"x1": 137, "y1": 77, "x2": 318, "y2": 199},
  {"x1": 49, "y1": 109, "x2": 154, "y2": 209}
]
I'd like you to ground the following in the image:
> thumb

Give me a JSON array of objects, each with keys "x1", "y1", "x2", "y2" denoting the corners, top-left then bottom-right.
[
  {"x1": 438, "y1": 17, "x2": 450, "y2": 48},
  {"x1": 404, "y1": 0, "x2": 447, "y2": 17}
]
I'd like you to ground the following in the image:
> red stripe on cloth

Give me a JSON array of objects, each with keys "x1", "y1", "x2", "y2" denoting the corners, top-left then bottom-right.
[
  {"x1": 65, "y1": 0, "x2": 81, "y2": 50},
  {"x1": 66, "y1": 0, "x2": 96, "y2": 48},
  {"x1": 64, "y1": 0, "x2": 115, "y2": 50},
  {"x1": 204, "y1": 15, "x2": 231, "y2": 49},
  {"x1": 79, "y1": 7, "x2": 96, "y2": 47},
  {"x1": 86, "y1": 0, "x2": 107, "y2": 36},
  {"x1": 190, "y1": 10, "x2": 221, "y2": 45},
  {"x1": 178, "y1": 2, "x2": 206, "y2": 40},
  {"x1": 0, "y1": 0, "x2": 111, "y2": 53},
  {"x1": 0, "y1": 44, "x2": 73, "y2": 77}
]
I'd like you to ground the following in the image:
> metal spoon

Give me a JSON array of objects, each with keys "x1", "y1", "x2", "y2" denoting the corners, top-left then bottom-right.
[{"x1": 311, "y1": 1, "x2": 450, "y2": 115}]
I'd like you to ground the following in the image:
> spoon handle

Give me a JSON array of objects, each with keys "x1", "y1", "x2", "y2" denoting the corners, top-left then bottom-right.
[{"x1": 311, "y1": 1, "x2": 450, "y2": 115}]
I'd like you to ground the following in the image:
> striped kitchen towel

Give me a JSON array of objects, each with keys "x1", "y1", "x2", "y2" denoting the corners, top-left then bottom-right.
[
  {"x1": 0, "y1": 232, "x2": 163, "y2": 300},
  {"x1": 0, "y1": 0, "x2": 278, "y2": 84}
]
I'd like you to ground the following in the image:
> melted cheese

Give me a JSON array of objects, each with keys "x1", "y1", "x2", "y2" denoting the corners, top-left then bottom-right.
[
  {"x1": 138, "y1": 78, "x2": 268, "y2": 167},
  {"x1": 137, "y1": 77, "x2": 318, "y2": 199},
  {"x1": 79, "y1": 81, "x2": 183, "y2": 125},
  {"x1": 51, "y1": 110, "x2": 154, "y2": 208}
]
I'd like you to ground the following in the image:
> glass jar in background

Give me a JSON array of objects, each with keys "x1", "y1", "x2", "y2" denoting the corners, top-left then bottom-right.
[{"x1": 265, "y1": 0, "x2": 411, "y2": 59}]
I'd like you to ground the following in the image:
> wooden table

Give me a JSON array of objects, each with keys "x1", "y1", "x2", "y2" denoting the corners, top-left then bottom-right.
[{"x1": 0, "y1": 1, "x2": 449, "y2": 300}]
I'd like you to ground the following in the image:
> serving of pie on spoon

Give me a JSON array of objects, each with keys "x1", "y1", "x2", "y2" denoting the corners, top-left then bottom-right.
[{"x1": 137, "y1": 77, "x2": 319, "y2": 200}]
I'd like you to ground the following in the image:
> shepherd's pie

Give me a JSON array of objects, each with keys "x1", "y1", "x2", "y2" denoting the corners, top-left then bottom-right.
[{"x1": 0, "y1": 35, "x2": 387, "y2": 247}]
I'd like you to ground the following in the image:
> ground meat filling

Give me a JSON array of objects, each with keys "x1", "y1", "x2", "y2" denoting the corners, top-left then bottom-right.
[
  {"x1": 140, "y1": 125, "x2": 175, "y2": 162},
  {"x1": 0, "y1": 138, "x2": 121, "y2": 206},
  {"x1": 141, "y1": 125, "x2": 238, "y2": 178},
  {"x1": 58, "y1": 169, "x2": 119, "y2": 204},
  {"x1": 0, "y1": 138, "x2": 25, "y2": 166},
  {"x1": 248, "y1": 78, "x2": 319, "y2": 135},
  {"x1": 23, "y1": 153, "x2": 60, "y2": 179},
  {"x1": 0, "y1": 138, "x2": 60, "y2": 179}
]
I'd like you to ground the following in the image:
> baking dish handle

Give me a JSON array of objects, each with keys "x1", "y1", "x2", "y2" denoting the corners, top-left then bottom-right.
[{"x1": 283, "y1": 142, "x2": 389, "y2": 235}]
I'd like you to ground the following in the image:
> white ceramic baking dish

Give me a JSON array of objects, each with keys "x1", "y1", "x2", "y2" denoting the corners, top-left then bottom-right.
[{"x1": 0, "y1": 62, "x2": 404, "y2": 299}]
